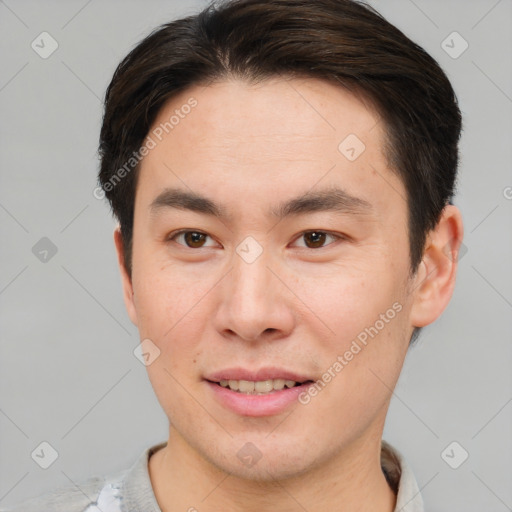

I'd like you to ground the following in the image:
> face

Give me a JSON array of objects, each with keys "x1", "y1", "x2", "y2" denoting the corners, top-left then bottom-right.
[{"x1": 118, "y1": 77, "x2": 422, "y2": 480}]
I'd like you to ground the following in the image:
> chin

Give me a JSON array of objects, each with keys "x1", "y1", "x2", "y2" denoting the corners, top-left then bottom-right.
[{"x1": 202, "y1": 433, "x2": 322, "y2": 482}]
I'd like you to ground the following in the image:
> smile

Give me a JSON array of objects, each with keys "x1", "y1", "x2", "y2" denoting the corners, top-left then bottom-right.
[{"x1": 217, "y1": 378, "x2": 308, "y2": 394}]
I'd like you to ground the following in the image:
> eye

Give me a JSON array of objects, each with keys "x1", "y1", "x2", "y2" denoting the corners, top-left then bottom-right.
[
  {"x1": 167, "y1": 230, "x2": 217, "y2": 249},
  {"x1": 167, "y1": 229, "x2": 346, "y2": 250},
  {"x1": 292, "y1": 230, "x2": 344, "y2": 249}
]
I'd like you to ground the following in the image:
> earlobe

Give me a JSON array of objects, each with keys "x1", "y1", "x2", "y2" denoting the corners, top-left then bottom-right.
[
  {"x1": 113, "y1": 226, "x2": 138, "y2": 326},
  {"x1": 409, "y1": 205, "x2": 464, "y2": 328}
]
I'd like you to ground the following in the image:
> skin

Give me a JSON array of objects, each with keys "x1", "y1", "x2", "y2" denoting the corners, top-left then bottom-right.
[{"x1": 113, "y1": 76, "x2": 463, "y2": 512}]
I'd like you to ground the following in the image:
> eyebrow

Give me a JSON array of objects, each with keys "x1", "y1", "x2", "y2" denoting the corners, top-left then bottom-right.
[{"x1": 149, "y1": 186, "x2": 373, "y2": 221}]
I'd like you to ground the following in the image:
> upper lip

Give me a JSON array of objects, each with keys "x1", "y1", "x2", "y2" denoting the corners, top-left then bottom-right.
[{"x1": 205, "y1": 367, "x2": 314, "y2": 383}]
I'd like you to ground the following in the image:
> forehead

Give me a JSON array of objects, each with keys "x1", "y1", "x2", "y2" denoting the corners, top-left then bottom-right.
[
  {"x1": 151, "y1": 76, "x2": 380, "y2": 155},
  {"x1": 135, "y1": 77, "x2": 406, "y2": 223}
]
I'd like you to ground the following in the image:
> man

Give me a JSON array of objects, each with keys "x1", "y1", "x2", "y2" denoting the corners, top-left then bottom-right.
[{"x1": 2, "y1": 0, "x2": 464, "y2": 510}]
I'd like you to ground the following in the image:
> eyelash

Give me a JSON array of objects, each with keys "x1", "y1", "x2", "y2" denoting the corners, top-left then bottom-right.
[{"x1": 167, "y1": 229, "x2": 346, "y2": 250}]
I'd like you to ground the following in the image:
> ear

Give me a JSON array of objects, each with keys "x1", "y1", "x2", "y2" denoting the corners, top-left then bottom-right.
[
  {"x1": 409, "y1": 205, "x2": 464, "y2": 328},
  {"x1": 113, "y1": 226, "x2": 138, "y2": 326}
]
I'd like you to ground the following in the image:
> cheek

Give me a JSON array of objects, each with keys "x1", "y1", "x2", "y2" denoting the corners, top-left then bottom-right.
[
  {"x1": 134, "y1": 267, "x2": 207, "y2": 415},
  {"x1": 145, "y1": 359, "x2": 202, "y2": 435},
  {"x1": 296, "y1": 261, "x2": 402, "y2": 342},
  {"x1": 303, "y1": 309, "x2": 408, "y2": 441},
  {"x1": 296, "y1": 262, "x2": 409, "y2": 400},
  {"x1": 131, "y1": 259, "x2": 207, "y2": 339}
]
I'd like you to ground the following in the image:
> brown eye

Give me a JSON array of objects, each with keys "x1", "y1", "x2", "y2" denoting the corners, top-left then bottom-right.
[
  {"x1": 295, "y1": 231, "x2": 342, "y2": 249},
  {"x1": 183, "y1": 231, "x2": 207, "y2": 248},
  {"x1": 169, "y1": 230, "x2": 213, "y2": 248},
  {"x1": 304, "y1": 231, "x2": 327, "y2": 248}
]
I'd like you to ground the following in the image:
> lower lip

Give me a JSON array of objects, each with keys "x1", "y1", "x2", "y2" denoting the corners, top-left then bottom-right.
[{"x1": 206, "y1": 381, "x2": 313, "y2": 417}]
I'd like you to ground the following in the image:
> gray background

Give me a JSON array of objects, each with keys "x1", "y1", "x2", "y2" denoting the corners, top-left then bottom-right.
[{"x1": 0, "y1": 0, "x2": 511, "y2": 510}]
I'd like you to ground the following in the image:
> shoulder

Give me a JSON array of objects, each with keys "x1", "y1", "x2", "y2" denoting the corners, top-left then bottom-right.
[
  {"x1": 0, "y1": 473, "x2": 120, "y2": 512},
  {"x1": 0, "y1": 443, "x2": 164, "y2": 512}
]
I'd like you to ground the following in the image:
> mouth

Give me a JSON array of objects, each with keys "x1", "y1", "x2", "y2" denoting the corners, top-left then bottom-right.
[
  {"x1": 204, "y1": 367, "x2": 316, "y2": 415},
  {"x1": 207, "y1": 378, "x2": 315, "y2": 395}
]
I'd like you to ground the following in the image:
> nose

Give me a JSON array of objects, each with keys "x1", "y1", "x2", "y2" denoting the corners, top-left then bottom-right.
[{"x1": 212, "y1": 245, "x2": 296, "y2": 343}]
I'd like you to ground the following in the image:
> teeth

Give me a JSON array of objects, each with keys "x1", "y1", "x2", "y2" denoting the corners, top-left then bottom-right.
[
  {"x1": 238, "y1": 380, "x2": 255, "y2": 393},
  {"x1": 273, "y1": 378, "x2": 285, "y2": 390},
  {"x1": 253, "y1": 380, "x2": 270, "y2": 393},
  {"x1": 218, "y1": 378, "x2": 301, "y2": 394}
]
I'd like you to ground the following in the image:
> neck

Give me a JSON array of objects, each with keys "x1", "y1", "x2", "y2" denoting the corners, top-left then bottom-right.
[{"x1": 149, "y1": 428, "x2": 397, "y2": 512}]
